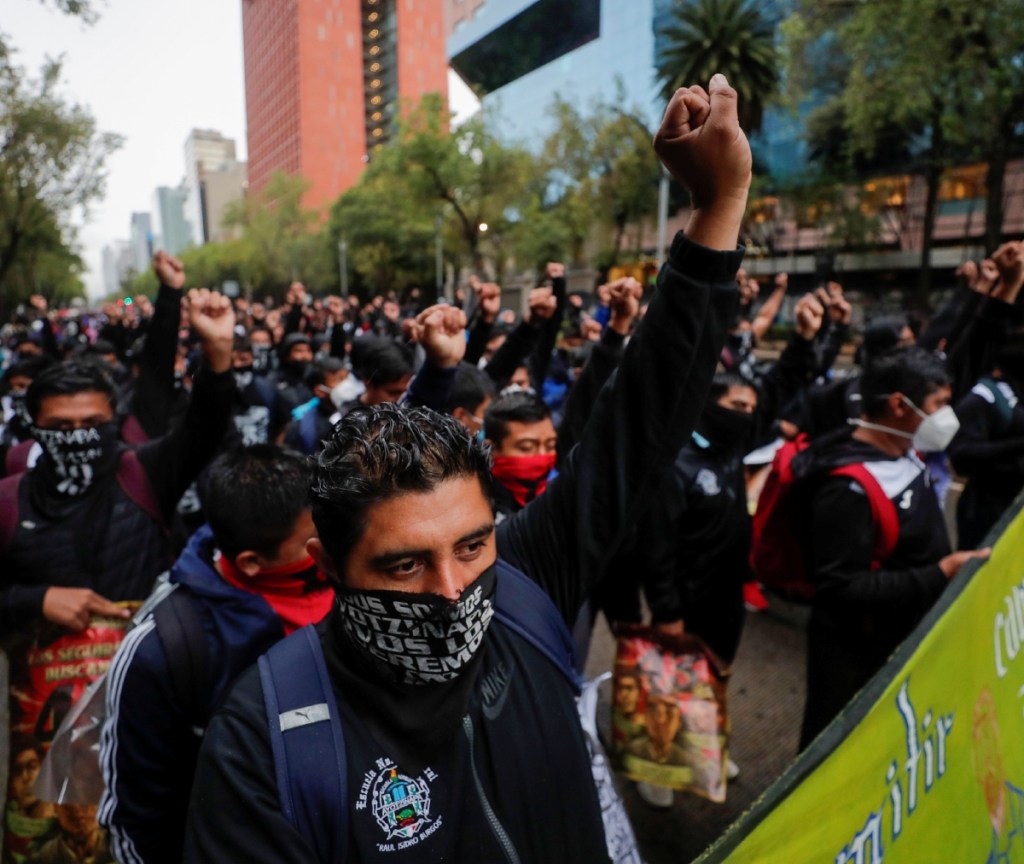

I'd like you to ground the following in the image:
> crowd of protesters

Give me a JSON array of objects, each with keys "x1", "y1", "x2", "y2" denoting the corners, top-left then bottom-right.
[{"x1": 0, "y1": 75, "x2": 1020, "y2": 863}]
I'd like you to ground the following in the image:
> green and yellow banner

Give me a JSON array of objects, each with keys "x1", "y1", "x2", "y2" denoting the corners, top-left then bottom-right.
[{"x1": 699, "y1": 497, "x2": 1024, "y2": 863}]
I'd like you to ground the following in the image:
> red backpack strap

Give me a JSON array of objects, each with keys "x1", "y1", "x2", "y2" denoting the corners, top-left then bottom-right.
[
  {"x1": 5, "y1": 440, "x2": 35, "y2": 476},
  {"x1": 0, "y1": 473, "x2": 24, "y2": 551},
  {"x1": 831, "y1": 464, "x2": 900, "y2": 566},
  {"x1": 116, "y1": 450, "x2": 165, "y2": 528}
]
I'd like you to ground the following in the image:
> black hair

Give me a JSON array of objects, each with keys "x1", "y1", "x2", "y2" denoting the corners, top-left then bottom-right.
[
  {"x1": 311, "y1": 403, "x2": 492, "y2": 573},
  {"x1": 9, "y1": 732, "x2": 45, "y2": 762},
  {"x1": 446, "y1": 362, "x2": 496, "y2": 415},
  {"x1": 707, "y1": 371, "x2": 755, "y2": 404},
  {"x1": 858, "y1": 315, "x2": 910, "y2": 367},
  {"x1": 2, "y1": 355, "x2": 55, "y2": 391},
  {"x1": 233, "y1": 334, "x2": 253, "y2": 353},
  {"x1": 860, "y1": 347, "x2": 949, "y2": 420},
  {"x1": 203, "y1": 444, "x2": 312, "y2": 561},
  {"x1": 355, "y1": 340, "x2": 413, "y2": 387},
  {"x1": 25, "y1": 359, "x2": 118, "y2": 421},
  {"x1": 87, "y1": 339, "x2": 118, "y2": 357},
  {"x1": 995, "y1": 326, "x2": 1024, "y2": 386},
  {"x1": 303, "y1": 355, "x2": 347, "y2": 390},
  {"x1": 483, "y1": 391, "x2": 551, "y2": 448}
]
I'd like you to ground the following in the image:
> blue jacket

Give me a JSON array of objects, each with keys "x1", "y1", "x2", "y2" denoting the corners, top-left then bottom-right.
[{"x1": 98, "y1": 525, "x2": 287, "y2": 864}]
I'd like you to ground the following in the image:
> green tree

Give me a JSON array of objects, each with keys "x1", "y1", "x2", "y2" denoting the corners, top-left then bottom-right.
[
  {"x1": 783, "y1": 0, "x2": 1024, "y2": 299},
  {"x1": 0, "y1": 55, "x2": 121, "y2": 307},
  {"x1": 221, "y1": 172, "x2": 335, "y2": 297},
  {"x1": 329, "y1": 142, "x2": 439, "y2": 297},
  {"x1": 656, "y1": 0, "x2": 779, "y2": 132},
  {"x1": 397, "y1": 93, "x2": 536, "y2": 274}
]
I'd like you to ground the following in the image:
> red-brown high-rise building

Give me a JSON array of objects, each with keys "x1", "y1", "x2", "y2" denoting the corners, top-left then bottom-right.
[{"x1": 242, "y1": 0, "x2": 448, "y2": 213}]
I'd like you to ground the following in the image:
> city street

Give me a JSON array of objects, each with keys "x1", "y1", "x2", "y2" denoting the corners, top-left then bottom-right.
[{"x1": 585, "y1": 600, "x2": 809, "y2": 864}]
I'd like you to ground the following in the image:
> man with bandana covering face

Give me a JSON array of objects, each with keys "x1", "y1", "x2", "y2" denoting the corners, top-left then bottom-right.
[
  {"x1": 0, "y1": 257, "x2": 237, "y2": 637},
  {"x1": 185, "y1": 74, "x2": 750, "y2": 863}
]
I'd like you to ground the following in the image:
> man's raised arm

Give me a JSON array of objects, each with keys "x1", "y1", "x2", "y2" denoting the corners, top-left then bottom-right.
[{"x1": 497, "y1": 75, "x2": 751, "y2": 620}]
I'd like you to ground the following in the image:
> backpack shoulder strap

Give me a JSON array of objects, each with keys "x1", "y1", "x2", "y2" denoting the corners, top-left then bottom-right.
[
  {"x1": 832, "y1": 463, "x2": 900, "y2": 563},
  {"x1": 299, "y1": 408, "x2": 320, "y2": 454},
  {"x1": 0, "y1": 472, "x2": 24, "y2": 551},
  {"x1": 976, "y1": 376, "x2": 1015, "y2": 435},
  {"x1": 152, "y1": 588, "x2": 211, "y2": 727},
  {"x1": 258, "y1": 625, "x2": 347, "y2": 864},
  {"x1": 116, "y1": 449, "x2": 165, "y2": 527},
  {"x1": 493, "y1": 559, "x2": 581, "y2": 693}
]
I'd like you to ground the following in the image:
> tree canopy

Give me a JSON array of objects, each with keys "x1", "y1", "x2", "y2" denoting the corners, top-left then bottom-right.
[
  {"x1": 0, "y1": 53, "x2": 121, "y2": 308},
  {"x1": 656, "y1": 0, "x2": 779, "y2": 132}
]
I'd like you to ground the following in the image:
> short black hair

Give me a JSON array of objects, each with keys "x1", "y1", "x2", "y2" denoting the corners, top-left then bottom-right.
[
  {"x1": 355, "y1": 341, "x2": 413, "y2": 387},
  {"x1": 861, "y1": 347, "x2": 949, "y2": 420},
  {"x1": 2, "y1": 355, "x2": 55, "y2": 391},
  {"x1": 446, "y1": 362, "x2": 496, "y2": 415},
  {"x1": 25, "y1": 359, "x2": 118, "y2": 421},
  {"x1": 303, "y1": 356, "x2": 347, "y2": 390},
  {"x1": 311, "y1": 403, "x2": 492, "y2": 574},
  {"x1": 483, "y1": 391, "x2": 551, "y2": 448},
  {"x1": 233, "y1": 334, "x2": 253, "y2": 353},
  {"x1": 707, "y1": 371, "x2": 754, "y2": 404},
  {"x1": 203, "y1": 444, "x2": 312, "y2": 560}
]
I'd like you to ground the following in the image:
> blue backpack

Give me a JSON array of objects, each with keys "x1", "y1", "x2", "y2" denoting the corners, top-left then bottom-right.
[{"x1": 257, "y1": 560, "x2": 580, "y2": 863}]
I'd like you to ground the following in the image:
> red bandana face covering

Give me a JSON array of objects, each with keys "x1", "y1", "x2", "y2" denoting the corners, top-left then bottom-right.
[
  {"x1": 217, "y1": 554, "x2": 334, "y2": 635},
  {"x1": 490, "y1": 452, "x2": 557, "y2": 509}
]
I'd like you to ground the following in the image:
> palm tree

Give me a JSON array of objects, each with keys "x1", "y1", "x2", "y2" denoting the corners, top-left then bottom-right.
[{"x1": 655, "y1": 0, "x2": 779, "y2": 132}]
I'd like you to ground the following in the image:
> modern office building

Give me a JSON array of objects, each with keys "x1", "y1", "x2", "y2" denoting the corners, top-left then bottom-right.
[
  {"x1": 101, "y1": 241, "x2": 134, "y2": 296},
  {"x1": 202, "y1": 162, "x2": 248, "y2": 244},
  {"x1": 128, "y1": 213, "x2": 153, "y2": 276},
  {"x1": 152, "y1": 185, "x2": 192, "y2": 256},
  {"x1": 241, "y1": 0, "x2": 448, "y2": 213},
  {"x1": 184, "y1": 129, "x2": 243, "y2": 246},
  {"x1": 446, "y1": 0, "x2": 804, "y2": 178}
]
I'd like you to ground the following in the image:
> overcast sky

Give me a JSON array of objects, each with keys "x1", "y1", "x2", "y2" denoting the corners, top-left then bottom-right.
[{"x1": 5, "y1": 1, "x2": 476, "y2": 300}]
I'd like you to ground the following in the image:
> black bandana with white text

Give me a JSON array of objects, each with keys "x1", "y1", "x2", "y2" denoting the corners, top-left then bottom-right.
[{"x1": 335, "y1": 566, "x2": 497, "y2": 686}]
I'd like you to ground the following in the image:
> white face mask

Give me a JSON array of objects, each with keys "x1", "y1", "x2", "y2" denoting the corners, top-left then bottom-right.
[
  {"x1": 906, "y1": 401, "x2": 960, "y2": 453},
  {"x1": 329, "y1": 376, "x2": 365, "y2": 409},
  {"x1": 850, "y1": 396, "x2": 960, "y2": 453}
]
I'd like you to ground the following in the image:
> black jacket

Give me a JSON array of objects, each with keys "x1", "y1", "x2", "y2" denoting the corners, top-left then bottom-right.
[
  {"x1": 639, "y1": 433, "x2": 750, "y2": 663},
  {"x1": 183, "y1": 233, "x2": 742, "y2": 863},
  {"x1": 0, "y1": 366, "x2": 235, "y2": 637},
  {"x1": 793, "y1": 428, "x2": 950, "y2": 660}
]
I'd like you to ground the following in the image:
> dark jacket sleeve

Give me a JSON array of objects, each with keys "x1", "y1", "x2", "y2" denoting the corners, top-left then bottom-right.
[
  {"x1": 496, "y1": 234, "x2": 742, "y2": 623},
  {"x1": 402, "y1": 362, "x2": 456, "y2": 413},
  {"x1": 527, "y1": 274, "x2": 567, "y2": 390},
  {"x1": 813, "y1": 321, "x2": 848, "y2": 378},
  {"x1": 464, "y1": 316, "x2": 494, "y2": 368},
  {"x1": 484, "y1": 321, "x2": 541, "y2": 388},
  {"x1": 184, "y1": 667, "x2": 317, "y2": 864},
  {"x1": 556, "y1": 327, "x2": 626, "y2": 471},
  {"x1": 100, "y1": 622, "x2": 194, "y2": 864},
  {"x1": 135, "y1": 365, "x2": 235, "y2": 522},
  {"x1": 754, "y1": 333, "x2": 818, "y2": 440},
  {"x1": 947, "y1": 296, "x2": 1024, "y2": 402},
  {"x1": 638, "y1": 478, "x2": 689, "y2": 623},
  {"x1": 131, "y1": 282, "x2": 183, "y2": 439},
  {"x1": 948, "y1": 392, "x2": 1024, "y2": 475}
]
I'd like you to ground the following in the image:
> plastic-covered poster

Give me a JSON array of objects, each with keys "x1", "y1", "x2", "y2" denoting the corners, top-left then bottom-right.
[
  {"x1": 611, "y1": 625, "x2": 730, "y2": 802},
  {"x1": 3, "y1": 607, "x2": 137, "y2": 864}
]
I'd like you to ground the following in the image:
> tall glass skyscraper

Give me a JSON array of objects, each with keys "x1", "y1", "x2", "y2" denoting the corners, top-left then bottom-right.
[{"x1": 447, "y1": 0, "x2": 807, "y2": 179}]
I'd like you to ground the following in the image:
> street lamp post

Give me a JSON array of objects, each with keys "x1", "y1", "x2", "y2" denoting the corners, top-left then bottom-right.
[
  {"x1": 656, "y1": 168, "x2": 670, "y2": 270},
  {"x1": 338, "y1": 237, "x2": 348, "y2": 300},
  {"x1": 435, "y1": 214, "x2": 444, "y2": 301}
]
